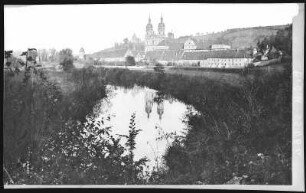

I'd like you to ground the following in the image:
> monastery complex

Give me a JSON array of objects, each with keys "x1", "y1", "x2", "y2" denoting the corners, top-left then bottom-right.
[{"x1": 90, "y1": 16, "x2": 280, "y2": 68}]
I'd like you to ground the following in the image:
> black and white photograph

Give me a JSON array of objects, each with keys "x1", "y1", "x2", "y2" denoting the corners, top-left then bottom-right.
[{"x1": 3, "y1": 3, "x2": 304, "y2": 191}]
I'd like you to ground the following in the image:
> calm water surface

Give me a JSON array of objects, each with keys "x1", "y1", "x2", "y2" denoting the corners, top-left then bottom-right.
[{"x1": 89, "y1": 84, "x2": 198, "y2": 170}]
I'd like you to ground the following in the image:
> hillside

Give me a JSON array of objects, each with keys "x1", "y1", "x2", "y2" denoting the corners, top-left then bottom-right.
[
  {"x1": 91, "y1": 24, "x2": 290, "y2": 57},
  {"x1": 191, "y1": 24, "x2": 290, "y2": 49}
]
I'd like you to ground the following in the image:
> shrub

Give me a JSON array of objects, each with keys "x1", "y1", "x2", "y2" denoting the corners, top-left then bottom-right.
[
  {"x1": 153, "y1": 63, "x2": 165, "y2": 74},
  {"x1": 125, "y1": 56, "x2": 136, "y2": 66},
  {"x1": 100, "y1": 65, "x2": 292, "y2": 185},
  {"x1": 59, "y1": 49, "x2": 74, "y2": 72},
  {"x1": 3, "y1": 69, "x2": 64, "y2": 184}
]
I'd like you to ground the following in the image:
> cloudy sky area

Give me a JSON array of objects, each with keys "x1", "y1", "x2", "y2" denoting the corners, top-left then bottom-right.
[{"x1": 4, "y1": 3, "x2": 298, "y2": 54}]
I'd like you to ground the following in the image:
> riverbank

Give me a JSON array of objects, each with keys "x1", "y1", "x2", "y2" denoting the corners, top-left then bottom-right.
[
  {"x1": 98, "y1": 63, "x2": 292, "y2": 185},
  {"x1": 4, "y1": 62, "x2": 292, "y2": 185}
]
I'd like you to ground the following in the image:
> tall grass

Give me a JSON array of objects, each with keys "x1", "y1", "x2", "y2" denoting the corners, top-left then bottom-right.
[
  {"x1": 3, "y1": 63, "x2": 291, "y2": 184},
  {"x1": 3, "y1": 68, "x2": 64, "y2": 181},
  {"x1": 100, "y1": 63, "x2": 292, "y2": 184},
  {"x1": 3, "y1": 67, "x2": 149, "y2": 184}
]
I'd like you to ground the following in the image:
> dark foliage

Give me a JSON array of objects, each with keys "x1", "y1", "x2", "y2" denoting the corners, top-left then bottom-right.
[
  {"x1": 59, "y1": 49, "x2": 74, "y2": 72},
  {"x1": 4, "y1": 62, "x2": 292, "y2": 185},
  {"x1": 125, "y1": 56, "x2": 136, "y2": 66},
  {"x1": 101, "y1": 63, "x2": 292, "y2": 185},
  {"x1": 257, "y1": 25, "x2": 292, "y2": 56},
  {"x1": 3, "y1": 68, "x2": 64, "y2": 184},
  {"x1": 3, "y1": 67, "x2": 147, "y2": 185},
  {"x1": 153, "y1": 63, "x2": 165, "y2": 74}
]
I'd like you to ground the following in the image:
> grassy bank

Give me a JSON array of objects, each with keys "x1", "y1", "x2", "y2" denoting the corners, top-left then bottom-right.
[
  {"x1": 99, "y1": 63, "x2": 292, "y2": 185},
  {"x1": 3, "y1": 67, "x2": 150, "y2": 185},
  {"x1": 3, "y1": 63, "x2": 292, "y2": 185}
]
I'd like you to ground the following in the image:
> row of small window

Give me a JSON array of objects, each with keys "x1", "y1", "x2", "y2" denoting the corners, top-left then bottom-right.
[
  {"x1": 206, "y1": 63, "x2": 245, "y2": 66},
  {"x1": 208, "y1": 58, "x2": 246, "y2": 62},
  {"x1": 147, "y1": 40, "x2": 159, "y2": 45},
  {"x1": 207, "y1": 62, "x2": 245, "y2": 65}
]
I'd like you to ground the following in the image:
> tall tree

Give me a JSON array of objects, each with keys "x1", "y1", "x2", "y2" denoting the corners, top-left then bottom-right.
[
  {"x1": 59, "y1": 48, "x2": 74, "y2": 71},
  {"x1": 274, "y1": 25, "x2": 292, "y2": 55}
]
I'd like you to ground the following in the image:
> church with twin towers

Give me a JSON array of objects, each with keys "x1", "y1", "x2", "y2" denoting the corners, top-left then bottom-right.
[{"x1": 145, "y1": 15, "x2": 174, "y2": 52}]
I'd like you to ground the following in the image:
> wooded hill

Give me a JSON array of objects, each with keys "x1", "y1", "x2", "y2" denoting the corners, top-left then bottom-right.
[{"x1": 190, "y1": 24, "x2": 290, "y2": 49}]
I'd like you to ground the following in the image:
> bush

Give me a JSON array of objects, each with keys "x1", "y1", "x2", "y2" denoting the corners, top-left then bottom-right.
[
  {"x1": 3, "y1": 67, "x2": 149, "y2": 185},
  {"x1": 3, "y1": 69, "x2": 64, "y2": 183},
  {"x1": 125, "y1": 56, "x2": 136, "y2": 66},
  {"x1": 153, "y1": 63, "x2": 165, "y2": 74},
  {"x1": 59, "y1": 49, "x2": 74, "y2": 72}
]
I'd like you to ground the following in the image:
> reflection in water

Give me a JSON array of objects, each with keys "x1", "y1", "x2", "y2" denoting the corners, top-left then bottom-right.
[
  {"x1": 91, "y1": 84, "x2": 197, "y2": 171},
  {"x1": 157, "y1": 102, "x2": 164, "y2": 120},
  {"x1": 168, "y1": 97, "x2": 173, "y2": 104},
  {"x1": 131, "y1": 84, "x2": 141, "y2": 98},
  {"x1": 144, "y1": 90, "x2": 154, "y2": 119},
  {"x1": 123, "y1": 87, "x2": 128, "y2": 94}
]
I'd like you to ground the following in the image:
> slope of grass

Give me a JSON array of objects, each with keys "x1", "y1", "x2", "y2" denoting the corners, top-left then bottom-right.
[{"x1": 194, "y1": 25, "x2": 289, "y2": 49}]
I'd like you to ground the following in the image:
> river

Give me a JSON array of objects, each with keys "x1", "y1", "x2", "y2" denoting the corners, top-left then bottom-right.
[{"x1": 87, "y1": 84, "x2": 198, "y2": 171}]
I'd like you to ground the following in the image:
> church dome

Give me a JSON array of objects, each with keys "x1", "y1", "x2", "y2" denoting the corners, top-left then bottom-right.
[
  {"x1": 146, "y1": 23, "x2": 153, "y2": 30},
  {"x1": 158, "y1": 22, "x2": 165, "y2": 28},
  {"x1": 158, "y1": 17, "x2": 165, "y2": 28},
  {"x1": 146, "y1": 17, "x2": 153, "y2": 31}
]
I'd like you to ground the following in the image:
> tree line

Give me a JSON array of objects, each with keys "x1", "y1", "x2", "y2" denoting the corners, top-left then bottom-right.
[{"x1": 256, "y1": 25, "x2": 292, "y2": 56}]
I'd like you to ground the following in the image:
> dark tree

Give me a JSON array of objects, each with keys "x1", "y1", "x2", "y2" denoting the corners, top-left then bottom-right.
[
  {"x1": 257, "y1": 37, "x2": 270, "y2": 53},
  {"x1": 4, "y1": 50, "x2": 13, "y2": 67},
  {"x1": 59, "y1": 48, "x2": 74, "y2": 71},
  {"x1": 125, "y1": 56, "x2": 136, "y2": 66},
  {"x1": 274, "y1": 25, "x2": 292, "y2": 55},
  {"x1": 153, "y1": 63, "x2": 165, "y2": 74},
  {"x1": 257, "y1": 25, "x2": 292, "y2": 56}
]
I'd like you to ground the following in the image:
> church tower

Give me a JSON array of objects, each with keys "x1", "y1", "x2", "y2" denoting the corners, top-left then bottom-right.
[
  {"x1": 158, "y1": 16, "x2": 165, "y2": 37},
  {"x1": 145, "y1": 15, "x2": 167, "y2": 52},
  {"x1": 146, "y1": 16, "x2": 154, "y2": 38}
]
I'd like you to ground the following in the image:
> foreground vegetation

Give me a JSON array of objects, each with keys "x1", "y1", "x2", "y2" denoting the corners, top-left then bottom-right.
[
  {"x1": 3, "y1": 62, "x2": 292, "y2": 185},
  {"x1": 3, "y1": 68, "x2": 147, "y2": 184},
  {"x1": 100, "y1": 63, "x2": 292, "y2": 184}
]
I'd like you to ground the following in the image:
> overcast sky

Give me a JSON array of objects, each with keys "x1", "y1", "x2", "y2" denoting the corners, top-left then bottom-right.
[{"x1": 4, "y1": 3, "x2": 298, "y2": 54}]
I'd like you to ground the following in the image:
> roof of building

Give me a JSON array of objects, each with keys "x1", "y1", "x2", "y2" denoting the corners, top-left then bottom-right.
[
  {"x1": 145, "y1": 50, "x2": 164, "y2": 60},
  {"x1": 161, "y1": 50, "x2": 182, "y2": 61},
  {"x1": 131, "y1": 50, "x2": 146, "y2": 57},
  {"x1": 181, "y1": 50, "x2": 252, "y2": 60},
  {"x1": 185, "y1": 38, "x2": 199, "y2": 44},
  {"x1": 182, "y1": 38, "x2": 211, "y2": 50},
  {"x1": 79, "y1": 48, "x2": 85, "y2": 53},
  {"x1": 157, "y1": 39, "x2": 184, "y2": 50},
  {"x1": 97, "y1": 48, "x2": 128, "y2": 58},
  {"x1": 211, "y1": 44, "x2": 231, "y2": 47},
  {"x1": 145, "y1": 50, "x2": 182, "y2": 61}
]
